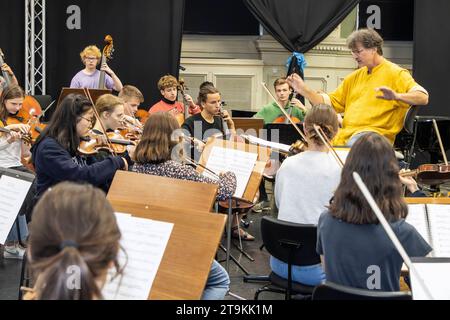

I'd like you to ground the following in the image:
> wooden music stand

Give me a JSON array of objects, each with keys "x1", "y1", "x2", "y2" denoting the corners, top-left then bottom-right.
[
  {"x1": 107, "y1": 170, "x2": 218, "y2": 212},
  {"x1": 232, "y1": 118, "x2": 264, "y2": 137},
  {"x1": 56, "y1": 87, "x2": 111, "y2": 108},
  {"x1": 197, "y1": 137, "x2": 271, "y2": 272},
  {"x1": 110, "y1": 201, "x2": 226, "y2": 300}
]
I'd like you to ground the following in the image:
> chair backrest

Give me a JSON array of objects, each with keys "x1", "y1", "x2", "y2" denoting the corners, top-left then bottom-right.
[
  {"x1": 261, "y1": 216, "x2": 321, "y2": 266},
  {"x1": 231, "y1": 110, "x2": 257, "y2": 118},
  {"x1": 403, "y1": 105, "x2": 421, "y2": 134},
  {"x1": 312, "y1": 281, "x2": 412, "y2": 300}
]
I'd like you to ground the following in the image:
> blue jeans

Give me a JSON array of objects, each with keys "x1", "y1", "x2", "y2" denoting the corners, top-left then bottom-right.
[
  {"x1": 270, "y1": 256, "x2": 325, "y2": 286},
  {"x1": 201, "y1": 260, "x2": 230, "y2": 300},
  {"x1": 6, "y1": 214, "x2": 28, "y2": 242}
]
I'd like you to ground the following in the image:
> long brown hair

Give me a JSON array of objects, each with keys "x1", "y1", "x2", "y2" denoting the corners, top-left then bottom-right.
[
  {"x1": 0, "y1": 84, "x2": 25, "y2": 121},
  {"x1": 133, "y1": 111, "x2": 181, "y2": 163},
  {"x1": 329, "y1": 132, "x2": 408, "y2": 224},
  {"x1": 303, "y1": 104, "x2": 339, "y2": 146},
  {"x1": 28, "y1": 182, "x2": 123, "y2": 300}
]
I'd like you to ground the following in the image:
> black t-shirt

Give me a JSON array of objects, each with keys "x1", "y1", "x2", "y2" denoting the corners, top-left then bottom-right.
[
  {"x1": 181, "y1": 113, "x2": 225, "y2": 160},
  {"x1": 317, "y1": 210, "x2": 432, "y2": 291},
  {"x1": 181, "y1": 113, "x2": 224, "y2": 141}
]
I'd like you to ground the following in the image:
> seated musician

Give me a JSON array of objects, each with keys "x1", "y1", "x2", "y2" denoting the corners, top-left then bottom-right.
[
  {"x1": 317, "y1": 132, "x2": 432, "y2": 291},
  {"x1": 272, "y1": 104, "x2": 341, "y2": 286},
  {"x1": 253, "y1": 77, "x2": 306, "y2": 125},
  {"x1": 88, "y1": 94, "x2": 134, "y2": 166},
  {"x1": 287, "y1": 28, "x2": 428, "y2": 147},
  {"x1": 31, "y1": 94, "x2": 128, "y2": 198},
  {"x1": 131, "y1": 111, "x2": 234, "y2": 300},
  {"x1": 181, "y1": 82, "x2": 235, "y2": 157},
  {"x1": 24, "y1": 182, "x2": 123, "y2": 300},
  {"x1": 148, "y1": 74, "x2": 200, "y2": 118},
  {"x1": 118, "y1": 85, "x2": 144, "y2": 128},
  {"x1": 70, "y1": 45, "x2": 123, "y2": 91},
  {"x1": 0, "y1": 85, "x2": 34, "y2": 259}
]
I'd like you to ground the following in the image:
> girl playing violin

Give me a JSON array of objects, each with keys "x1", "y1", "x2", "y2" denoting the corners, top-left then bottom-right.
[
  {"x1": 0, "y1": 85, "x2": 34, "y2": 259},
  {"x1": 271, "y1": 104, "x2": 340, "y2": 286},
  {"x1": 131, "y1": 111, "x2": 234, "y2": 300},
  {"x1": 31, "y1": 94, "x2": 128, "y2": 198}
]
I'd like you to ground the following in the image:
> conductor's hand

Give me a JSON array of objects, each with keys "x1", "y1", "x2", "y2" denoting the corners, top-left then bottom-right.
[
  {"x1": 287, "y1": 74, "x2": 306, "y2": 95},
  {"x1": 375, "y1": 86, "x2": 399, "y2": 101},
  {"x1": 291, "y1": 97, "x2": 309, "y2": 112}
]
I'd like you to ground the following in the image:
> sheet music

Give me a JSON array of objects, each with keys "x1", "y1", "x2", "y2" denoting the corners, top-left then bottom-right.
[
  {"x1": 411, "y1": 261, "x2": 450, "y2": 300},
  {"x1": 242, "y1": 134, "x2": 291, "y2": 153},
  {"x1": 0, "y1": 175, "x2": 32, "y2": 244},
  {"x1": 204, "y1": 146, "x2": 258, "y2": 198},
  {"x1": 102, "y1": 213, "x2": 173, "y2": 300},
  {"x1": 427, "y1": 205, "x2": 450, "y2": 257},
  {"x1": 406, "y1": 204, "x2": 431, "y2": 247}
]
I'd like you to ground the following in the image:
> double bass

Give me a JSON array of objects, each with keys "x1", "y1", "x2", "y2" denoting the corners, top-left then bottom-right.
[{"x1": 98, "y1": 35, "x2": 114, "y2": 90}]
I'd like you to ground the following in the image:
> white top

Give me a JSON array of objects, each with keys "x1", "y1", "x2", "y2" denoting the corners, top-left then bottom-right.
[
  {"x1": 0, "y1": 135, "x2": 22, "y2": 168},
  {"x1": 275, "y1": 151, "x2": 342, "y2": 225}
]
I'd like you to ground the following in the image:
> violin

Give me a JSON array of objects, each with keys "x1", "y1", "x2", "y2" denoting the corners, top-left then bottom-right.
[
  {"x1": 98, "y1": 35, "x2": 114, "y2": 90},
  {"x1": 135, "y1": 109, "x2": 150, "y2": 125},
  {"x1": 6, "y1": 109, "x2": 46, "y2": 143},
  {"x1": 119, "y1": 118, "x2": 142, "y2": 141},
  {"x1": 78, "y1": 131, "x2": 135, "y2": 155},
  {"x1": 0, "y1": 123, "x2": 32, "y2": 145}
]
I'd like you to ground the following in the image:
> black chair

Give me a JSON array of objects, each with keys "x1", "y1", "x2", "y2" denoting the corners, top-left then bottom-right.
[
  {"x1": 395, "y1": 105, "x2": 421, "y2": 164},
  {"x1": 243, "y1": 216, "x2": 321, "y2": 300},
  {"x1": 312, "y1": 281, "x2": 412, "y2": 300}
]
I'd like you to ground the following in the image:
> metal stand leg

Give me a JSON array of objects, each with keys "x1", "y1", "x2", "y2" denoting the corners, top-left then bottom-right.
[
  {"x1": 232, "y1": 214, "x2": 255, "y2": 261},
  {"x1": 226, "y1": 197, "x2": 232, "y2": 272}
]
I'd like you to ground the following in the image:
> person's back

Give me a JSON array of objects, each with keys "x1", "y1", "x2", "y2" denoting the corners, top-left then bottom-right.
[
  {"x1": 27, "y1": 182, "x2": 122, "y2": 300},
  {"x1": 317, "y1": 132, "x2": 432, "y2": 291},
  {"x1": 276, "y1": 151, "x2": 340, "y2": 225},
  {"x1": 317, "y1": 211, "x2": 430, "y2": 291}
]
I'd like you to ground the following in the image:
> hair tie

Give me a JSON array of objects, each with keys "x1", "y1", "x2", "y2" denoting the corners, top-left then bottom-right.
[{"x1": 59, "y1": 240, "x2": 79, "y2": 250}]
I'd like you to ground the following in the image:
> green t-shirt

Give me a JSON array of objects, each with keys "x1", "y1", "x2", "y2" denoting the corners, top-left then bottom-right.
[{"x1": 253, "y1": 101, "x2": 305, "y2": 124}]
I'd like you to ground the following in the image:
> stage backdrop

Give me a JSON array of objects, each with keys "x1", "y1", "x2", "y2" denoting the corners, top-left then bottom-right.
[
  {"x1": 1, "y1": 0, "x2": 184, "y2": 110},
  {"x1": 0, "y1": 1, "x2": 25, "y2": 86},
  {"x1": 414, "y1": 0, "x2": 450, "y2": 117}
]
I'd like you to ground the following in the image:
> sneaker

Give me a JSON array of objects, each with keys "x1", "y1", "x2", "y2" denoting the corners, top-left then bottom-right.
[
  {"x1": 252, "y1": 200, "x2": 271, "y2": 213},
  {"x1": 3, "y1": 243, "x2": 25, "y2": 260}
]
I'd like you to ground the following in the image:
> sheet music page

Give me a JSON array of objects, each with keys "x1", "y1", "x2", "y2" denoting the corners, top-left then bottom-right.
[
  {"x1": 0, "y1": 175, "x2": 32, "y2": 244},
  {"x1": 427, "y1": 205, "x2": 450, "y2": 257},
  {"x1": 243, "y1": 134, "x2": 291, "y2": 153},
  {"x1": 204, "y1": 146, "x2": 258, "y2": 198},
  {"x1": 102, "y1": 213, "x2": 174, "y2": 300},
  {"x1": 411, "y1": 261, "x2": 450, "y2": 300},
  {"x1": 406, "y1": 204, "x2": 431, "y2": 247}
]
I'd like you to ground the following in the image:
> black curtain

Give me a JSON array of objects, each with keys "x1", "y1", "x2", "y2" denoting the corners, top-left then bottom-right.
[
  {"x1": 0, "y1": 0, "x2": 25, "y2": 86},
  {"x1": 45, "y1": 0, "x2": 184, "y2": 110},
  {"x1": 243, "y1": 0, "x2": 360, "y2": 53},
  {"x1": 414, "y1": 0, "x2": 450, "y2": 117}
]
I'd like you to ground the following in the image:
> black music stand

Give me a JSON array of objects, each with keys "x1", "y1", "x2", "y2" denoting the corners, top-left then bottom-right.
[{"x1": 0, "y1": 167, "x2": 35, "y2": 300}]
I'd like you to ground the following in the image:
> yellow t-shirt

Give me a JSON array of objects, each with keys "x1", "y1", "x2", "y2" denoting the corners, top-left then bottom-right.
[{"x1": 323, "y1": 59, "x2": 427, "y2": 146}]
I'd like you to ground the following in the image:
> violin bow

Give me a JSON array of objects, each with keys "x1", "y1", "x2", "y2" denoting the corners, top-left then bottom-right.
[
  {"x1": 261, "y1": 82, "x2": 308, "y2": 142},
  {"x1": 83, "y1": 88, "x2": 117, "y2": 157},
  {"x1": 184, "y1": 156, "x2": 220, "y2": 180},
  {"x1": 432, "y1": 119, "x2": 448, "y2": 165},
  {"x1": 312, "y1": 124, "x2": 344, "y2": 168}
]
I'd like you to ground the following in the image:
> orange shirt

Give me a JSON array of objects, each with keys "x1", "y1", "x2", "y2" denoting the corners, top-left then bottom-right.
[{"x1": 148, "y1": 100, "x2": 184, "y2": 115}]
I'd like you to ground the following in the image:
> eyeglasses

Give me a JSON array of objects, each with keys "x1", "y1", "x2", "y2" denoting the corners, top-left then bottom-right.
[
  {"x1": 85, "y1": 57, "x2": 99, "y2": 61},
  {"x1": 351, "y1": 48, "x2": 367, "y2": 55},
  {"x1": 80, "y1": 116, "x2": 95, "y2": 125}
]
